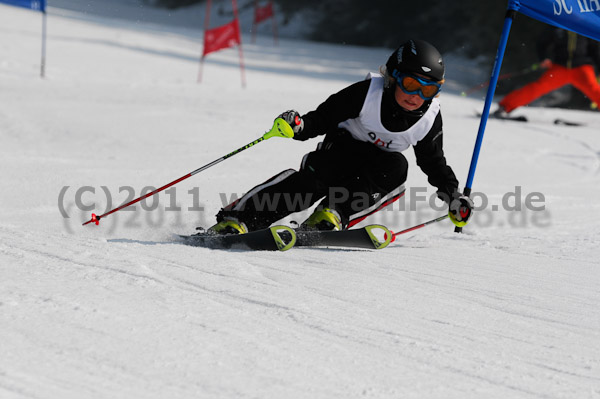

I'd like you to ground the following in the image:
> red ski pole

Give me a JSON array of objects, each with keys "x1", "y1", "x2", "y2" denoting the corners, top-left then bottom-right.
[
  {"x1": 83, "y1": 118, "x2": 293, "y2": 226},
  {"x1": 391, "y1": 214, "x2": 449, "y2": 240}
]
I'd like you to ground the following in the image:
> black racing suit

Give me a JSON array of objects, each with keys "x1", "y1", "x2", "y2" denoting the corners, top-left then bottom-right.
[{"x1": 217, "y1": 79, "x2": 459, "y2": 230}]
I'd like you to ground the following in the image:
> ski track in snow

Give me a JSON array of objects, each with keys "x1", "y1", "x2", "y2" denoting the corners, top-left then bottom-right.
[
  {"x1": 1, "y1": 2, "x2": 600, "y2": 399},
  {"x1": 527, "y1": 124, "x2": 600, "y2": 176}
]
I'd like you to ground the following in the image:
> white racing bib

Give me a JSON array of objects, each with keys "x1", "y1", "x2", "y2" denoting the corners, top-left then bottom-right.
[{"x1": 338, "y1": 74, "x2": 440, "y2": 153}]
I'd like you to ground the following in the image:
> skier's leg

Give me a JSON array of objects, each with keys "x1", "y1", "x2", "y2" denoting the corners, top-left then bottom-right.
[
  {"x1": 310, "y1": 138, "x2": 409, "y2": 229},
  {"x1": 214, "y1": 133, "x2": 355, "y2": 231},
  {"x1": 216, "y1": 168, "x2": 325, "y2": 231},
  {"x1": 571, "y1": 65, "x2": 600, "y2": 107}
]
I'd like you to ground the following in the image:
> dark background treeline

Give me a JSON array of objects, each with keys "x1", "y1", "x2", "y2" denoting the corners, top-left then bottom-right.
[
  {"x1": 154, "y1": 0, "x2": 592, "y2": 107},
  {"x1": 155, "y1": 0, "x2": 547, "y2": 67}
]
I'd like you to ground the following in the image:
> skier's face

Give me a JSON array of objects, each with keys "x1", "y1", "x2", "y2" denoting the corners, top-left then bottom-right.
[{"x1": 394, "y1": 86, "x2": 425, "y2": 111}]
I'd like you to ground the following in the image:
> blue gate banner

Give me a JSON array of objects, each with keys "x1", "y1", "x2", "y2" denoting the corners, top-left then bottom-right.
[
  {"x1": 511, "y1": 0, "x2": 600, "y2": 41},
  {"x1": 0, "y1": 0, "x2": 45, "y2": 12}
]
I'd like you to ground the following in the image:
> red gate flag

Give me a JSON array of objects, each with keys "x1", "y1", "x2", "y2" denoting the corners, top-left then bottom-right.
[
  {"x1": 198, "y1": 0, "x2": 246, "y2": 87},
  {"x1": 203, "y1": 19, "x2": 241, "y2": 57},
  {"x1": 251, "y1": 0, "x2": 278, "y2": 45},
  {"x1": 254, "y1": 2, "x2": 273, "y2": 24}
]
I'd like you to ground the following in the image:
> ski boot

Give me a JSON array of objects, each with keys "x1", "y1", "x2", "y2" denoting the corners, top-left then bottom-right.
[
  {"x1": 491, "y1": 106, "x2": 509, "y2": 119},
  {"x1": 304, "y1": 208, "x2": 342, "y2": 231},
  {"x1": 205, "y1": 217, "x2": 248, "y2": 235}
]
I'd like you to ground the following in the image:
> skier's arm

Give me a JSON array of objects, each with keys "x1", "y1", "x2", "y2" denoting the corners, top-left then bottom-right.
[
  {"x1": 293, "y1": 80, "x2": 370, "y2": 141},
  {"x1": 413, "y1": 113, "x2": 459, "y2": 203}
]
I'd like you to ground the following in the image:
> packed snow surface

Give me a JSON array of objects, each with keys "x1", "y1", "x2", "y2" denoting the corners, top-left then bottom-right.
[{"x1": 1, "y1": 2, "x2": 599, "y2": 398}]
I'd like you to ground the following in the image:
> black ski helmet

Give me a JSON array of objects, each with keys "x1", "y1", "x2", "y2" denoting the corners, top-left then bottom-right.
[{"x1": 386, "y1": 40, "x2": 445, "y2": 81}]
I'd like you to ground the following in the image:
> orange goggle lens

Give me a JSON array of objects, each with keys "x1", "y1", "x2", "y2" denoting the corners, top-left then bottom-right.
[{"x1": 398, "y1": 74, "x2": 441, "y2": 100}]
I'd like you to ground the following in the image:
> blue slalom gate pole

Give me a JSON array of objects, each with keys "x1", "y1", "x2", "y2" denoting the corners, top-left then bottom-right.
[{"x1": 455, "y1": 2, "x2": 520, "y2": 233}]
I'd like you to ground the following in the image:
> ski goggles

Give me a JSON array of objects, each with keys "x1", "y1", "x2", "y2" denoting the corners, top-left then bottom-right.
[{"x1": 393, "y1": 71, "x2": 442, "y2": 100}]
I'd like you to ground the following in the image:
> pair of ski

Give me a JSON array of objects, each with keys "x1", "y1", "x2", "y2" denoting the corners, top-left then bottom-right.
[{"x1": 179, "y1": 224, "x2": 394, "y2": 251}]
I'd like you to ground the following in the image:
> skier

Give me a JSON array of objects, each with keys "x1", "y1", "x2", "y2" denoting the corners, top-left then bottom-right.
[
  {"x1": 494, "y1": 27, "x2": 600, "y2": 117},
  {"x1": 206, "y1": 39, "x2": 474, "y2": 235}
]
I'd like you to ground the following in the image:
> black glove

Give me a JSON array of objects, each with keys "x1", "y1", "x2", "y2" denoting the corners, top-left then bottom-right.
[
  {"x1": 278, "y1": 110, "x2": 305, "y2": 140},
  {"x1": 449, "y1": 195, "x2": 474, "y2": 227}
]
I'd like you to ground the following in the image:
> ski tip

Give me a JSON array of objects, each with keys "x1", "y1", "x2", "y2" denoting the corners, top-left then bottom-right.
[
  {"x1": 269, "y1": 225, "x2": 296, "y2": 251},
  {"x1": 364, "y1": 225, "x2": 393, "y2": 250}
]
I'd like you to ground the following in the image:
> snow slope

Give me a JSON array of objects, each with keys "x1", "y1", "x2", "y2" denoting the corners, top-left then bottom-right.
[{"x1": 1, "y1": 3, "x2": 600, "y2": 398}]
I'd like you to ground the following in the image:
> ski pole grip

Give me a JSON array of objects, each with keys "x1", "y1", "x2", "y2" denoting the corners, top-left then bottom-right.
[
  {"x1": 263, "y1": 118, "x2": 294, "y2": 140},
  {"x1": 454, "y1": 187, "x2": 472, "y2": 233}
]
